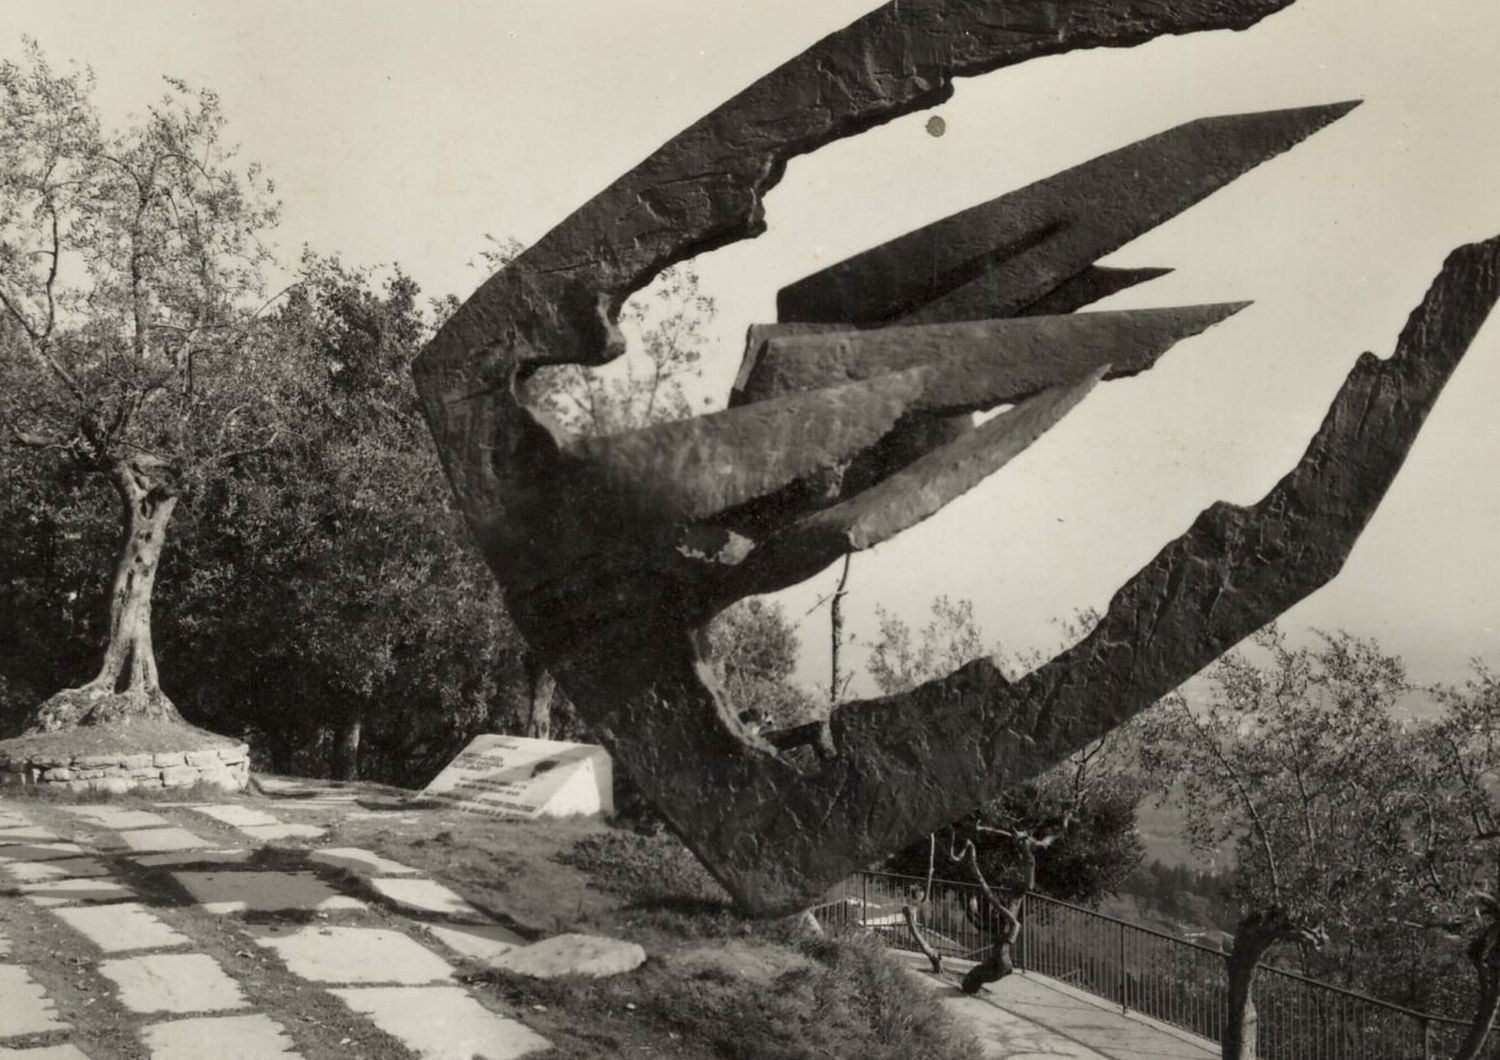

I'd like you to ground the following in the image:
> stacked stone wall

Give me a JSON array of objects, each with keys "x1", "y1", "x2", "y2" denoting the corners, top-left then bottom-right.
[{"x1": 0, "y1": 744, "x2": 250, "y2": 793}]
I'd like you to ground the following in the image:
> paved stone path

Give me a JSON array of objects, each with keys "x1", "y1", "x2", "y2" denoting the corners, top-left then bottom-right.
[{"x1": 0, "y1": 796, "x2": 552, "y2": 1059}]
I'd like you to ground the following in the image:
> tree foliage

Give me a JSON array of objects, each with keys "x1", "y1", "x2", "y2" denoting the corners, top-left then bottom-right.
[
  {"x1": 1139, "y1": 626, "x2": 1412, "y2": 1059},
  {"x1": 163, "y1": 253, "x2": 526, "y2": 781},
  {"x1": 1382, "y1": 667, "x2": 1500, "y2": 1056},
  {"x1": 707, "y1": 596, "x2": 819, "y2": 733},
  {"x1": 866, "y1": 596, "x2": 988, "y2": 697},
  {"x1": 1141, "y1": 627, "x2": 1410, "y2": 935}
]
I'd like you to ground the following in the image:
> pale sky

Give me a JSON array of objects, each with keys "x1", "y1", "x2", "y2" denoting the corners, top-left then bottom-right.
[{"x1": 8, "y1": 1, "x2": 1500, "y2": 698}]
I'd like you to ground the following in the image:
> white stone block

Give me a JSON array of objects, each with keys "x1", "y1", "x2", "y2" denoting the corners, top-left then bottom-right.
[
  {"x1": 252, "y1": 925, "x2": 454, "y2": 984},
  {"x1": 1, "y1": 857, "x2": 111, "y2": 883},
  {"x1": 21, "y1": 876, "x2": 135, "y2": 907},
  {"x1": 142, "y1": 1013, "x2": 301, "y2": 1059},
  {"x1": 99, "y1": 952, "x2": 249, "y2": 1014},
  {"x1": 238, "y1": 823, "x2": 326, "y2": 841},
  {"x1": 426, "y1": 923, "x2": 527, "y2": 962},
  {"x1": 331, "y1": 986, "x2": 551, "y2": 1060},
  {"x1": 54, "y1": 902, "x2": 192, "y2": 953},
  {"x1": 172, "y1": 871, "x2": 365, "y2": 915},
  {"x1": 61, "y1": 806, "x2": 169, "y2": 830},
  {"x1": 307, "y1": 847, "x2": 419, "y2": 876},
  {"x1": 368, "y1": 877, "x2": 487, "y2": 923},
  {"x1": 422, "y1": 734, "x2": 612, "y2": 819},
  {"x1": 0, "y1": 966, "x2": 68, "y2": 1037},
  {"x1": 116, "y1": 827, "x2": 212, "y2": 853},
  {"x1": 186, "y1": 804, "x2": 282, "y2": 828}
]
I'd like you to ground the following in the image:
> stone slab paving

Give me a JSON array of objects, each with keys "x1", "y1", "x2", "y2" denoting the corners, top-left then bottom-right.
[
  {"x1": 53, "y1": 903, "x2": 192, "y2": 954},
  {"x1": 0, "y1": 858, "x2": 111, "y2": 883},
  {"x1": 2, "y1": 796, "x2": 558, "y2": 1059},
  {"x1": 19, "y1": 877, "x2": 135, "y2": 907},
  {"x1": 112, "y1": 827, "x2": 212, "y2": 853},
  {"x1": 251, "y1": 925, "x2": 455, "y2": 984},
  {"x1": 59, "y1": 807, "x2": 168, "y2": 830},
  {"x1": 237, "y1": 823, "x2": 326, "y2": 841},
  {"x1": 0, "y1": 826, "x2": 62, "y2": 844},
  {"x1": 0, "y1": 843, "x2": 87, "y2": 862},
  {"x1": 248, "y1": 777, "x2": 314, "y2": 793},
  {"x1": 368, "y1": 877, "x2": 487, "y2": 922},
  {"x1": 332, "y1": 986, "x2": 551, "y2": 1060},
  {"x1": 142, "y1": 1013, "x2": 302, "y2": 1059},
  {"x1": 343, "y1": 815, "x2": 426, "y2": 827},
  {"x1": 0, "y1": 1046, "x2": 95, "y2": 1059},
  {"x1": 172, "y1": 871, "x2": 366, "y2": 915},
  {"x1": 131, "y1": 849, "x2": 252, "y2": 868},
  {"x1": 425, "y1": 923, "x2": 527, "y2": 962},
  {"x1": 185, "y1": 804, "x2": 283, "y2": 828},
  {"x1": 0, "y1": 813, "x2": 32, "y2": 829},
  {"x1": 99, "y1": 952, "x2": 250, "y2": 1015},
  {"x1": 0, "y1": 964, "x2": 69, "y2": 1037},
  {"x1": 307, "y1": 847, "x2": 419, "y2": 876}
]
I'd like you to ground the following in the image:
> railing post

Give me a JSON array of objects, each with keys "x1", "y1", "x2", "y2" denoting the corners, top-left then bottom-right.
[
  {"x1": 1421, "y1": 1016, "x2": 1432, "y2": 1060},
  {"x1": 861, "y1": 873, "x2": 868, "y2": 927},
  {"x1": 1119, "y1": 920, "x2": 1128, "y2": 1012}
]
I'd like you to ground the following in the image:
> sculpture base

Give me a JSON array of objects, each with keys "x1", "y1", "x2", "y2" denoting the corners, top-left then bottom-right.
[{"x1": 0, "y1": 719, "x2": 250, "y2": 794}]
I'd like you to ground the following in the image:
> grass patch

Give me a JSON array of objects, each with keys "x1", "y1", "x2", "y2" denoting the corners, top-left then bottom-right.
[
  {"x1": 472, "y1": 928, "x2": 982, "y2": 1060},
  {"x1": 0, "y1": 718, "x2": 243, "y2": 758},
  {"x1": 347, "y1": 814, "x2": 983, "y2": 1058}
]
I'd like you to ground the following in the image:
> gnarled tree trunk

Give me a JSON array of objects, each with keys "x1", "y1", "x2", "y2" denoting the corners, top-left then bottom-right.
[
  {"x1": 333, "y1": 710, "x2": 364, "y2": 781},
  {"x1": 1221, "y1": 908, "x2": 1312, "y2": 1060},
  {"x1": 26, "y1": 457, "x2": 183, "y2": 732},
  {"x1": 1453, "y1": 923, "x2": 1500, "y2": 1060},
  {"x1": 522, "y1": 651, "x2": 555, "y2": 739},
  {"x1": 958, "y1": 837, "x2": 1030, "y2": 995}
]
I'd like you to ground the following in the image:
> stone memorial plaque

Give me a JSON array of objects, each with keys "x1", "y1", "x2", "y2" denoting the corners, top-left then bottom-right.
[{"x1": 421, "y1": 735, "x2": 613, "y2": 819}]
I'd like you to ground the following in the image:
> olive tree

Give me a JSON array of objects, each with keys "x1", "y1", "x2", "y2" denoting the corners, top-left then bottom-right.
[
  {"x1": 0, "y1": 44, "x2": 283, "y2": 732},
  {"x1": 1140, "y1": 627, "x2": 1411, "y2": 1060}
]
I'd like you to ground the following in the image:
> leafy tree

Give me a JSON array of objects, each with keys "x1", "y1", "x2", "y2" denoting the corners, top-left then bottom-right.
[
  {"x1": 168, "y1": 252, "x2": 525, "y2": 782},
  {"x1": 707, "y1": 596, "x2": 819, "y2": 734},
  {"x1": 0, "y1": 44, "x2": 283, "y2": 732},
  {"x1": 0, "y1": 442, "x2": 116, "y2": 725},
  {"x1": 1386, "y1": 667, "x2": 1500, "y2": 1060},
  {"x1": 867, "y1": 596, "x2": 987, "y2": 697},
  {"x1": 1139, "y1": 626, "x2": 1411, "y2": 1060}
]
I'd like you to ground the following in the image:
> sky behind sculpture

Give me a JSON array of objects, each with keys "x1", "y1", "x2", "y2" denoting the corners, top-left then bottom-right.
[{"x1": 10, "y1": 0, "x2": 1500, "y2": 695}]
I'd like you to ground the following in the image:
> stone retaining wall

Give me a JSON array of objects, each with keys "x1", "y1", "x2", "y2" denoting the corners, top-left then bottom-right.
[{"x1": 0, "y1": 744, "x2": 250, "y2": 794}]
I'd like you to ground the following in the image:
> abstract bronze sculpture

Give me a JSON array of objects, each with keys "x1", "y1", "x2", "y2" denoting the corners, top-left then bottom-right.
[{"x1": 413, "y1": 0, "x2": 1500, "y2": 915}]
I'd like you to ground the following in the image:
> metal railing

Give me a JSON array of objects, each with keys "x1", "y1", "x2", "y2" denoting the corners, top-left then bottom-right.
[{"x1": 810, "y1": 870, "x2": 1491, "y2": 1060}]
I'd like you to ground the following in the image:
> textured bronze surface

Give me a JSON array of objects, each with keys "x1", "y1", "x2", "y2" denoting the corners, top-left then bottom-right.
[{"x1": 413, "y1": 0, "x2": 1500, "y2": 915}]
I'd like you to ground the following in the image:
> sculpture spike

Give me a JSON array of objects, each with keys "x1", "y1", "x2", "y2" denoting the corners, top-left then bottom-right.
[
  {"x1": 915, "y1": 264, "x2": 1176, "y2": 325},
  {"x1": 722, "y1": 368, "x2": 1108, "y2": 600},
  {"x1": 735, "y1": 303, "x2": 1248, "y2": 407},
  {"x1": 567, "y1": 368, "x2": 930, "y2": 523},
  {"x1": 777, "y1": 101, "x2": 1360, "y2": 326},
  {"x1": 1020, "y1": 266, "x2": 1175, "y2": 317}
]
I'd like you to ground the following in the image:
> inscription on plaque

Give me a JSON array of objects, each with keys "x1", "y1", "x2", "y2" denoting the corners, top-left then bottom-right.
[{"x1": 420, "y1": 735, "x2": 613, "y2": 819}]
